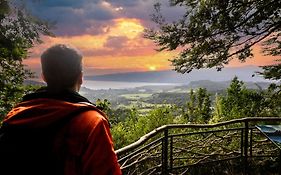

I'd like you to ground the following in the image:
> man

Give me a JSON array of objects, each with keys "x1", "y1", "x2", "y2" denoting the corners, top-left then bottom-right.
[{"x1": 1, "y1": 44, "x2": 122, "y2": 175}]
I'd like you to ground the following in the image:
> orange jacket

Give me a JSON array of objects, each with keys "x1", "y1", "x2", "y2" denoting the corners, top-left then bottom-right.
[{"x1": 4, "y1": 98, "x2": 122, "y2": 175}]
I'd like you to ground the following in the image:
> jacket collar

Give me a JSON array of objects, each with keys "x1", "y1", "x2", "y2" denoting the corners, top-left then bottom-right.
[{"x1": 22, "y1": 87, "x2": 91, "y2": 104}]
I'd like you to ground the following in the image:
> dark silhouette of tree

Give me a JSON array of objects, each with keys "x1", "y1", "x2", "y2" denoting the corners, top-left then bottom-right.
[
  {"x1": 0, "y1": 0, "x2": 53, "y2": 116},
  {"x1": 258, "y1": 63, "x2": 281, "y2": 116},
  {"x1": 145, "y1": 0, "x2": 281, "y2": 73}
]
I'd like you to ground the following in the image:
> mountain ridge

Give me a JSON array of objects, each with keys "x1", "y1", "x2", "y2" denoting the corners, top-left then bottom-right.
[{"x1": 84, "y1": 66, "x2": 269, "y2": 84}]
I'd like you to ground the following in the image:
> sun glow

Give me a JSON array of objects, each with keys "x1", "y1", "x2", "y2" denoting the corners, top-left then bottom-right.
[
  {"x1": 148, "y1": 65, "x2": 157, "y2": 71},
  {"x1": 111, "y1": 18, "x2": 144, "y2": 39}
]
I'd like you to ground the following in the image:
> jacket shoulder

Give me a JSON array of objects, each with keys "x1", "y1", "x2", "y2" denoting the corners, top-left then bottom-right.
[{"x1": 55, "y1": 107, "x2": 109, "y2": 157}]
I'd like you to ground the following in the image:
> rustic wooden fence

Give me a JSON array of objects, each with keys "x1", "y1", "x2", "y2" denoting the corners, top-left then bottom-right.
[{"x1": 116, "y1": 117, "x2": 281, "y2": 175}]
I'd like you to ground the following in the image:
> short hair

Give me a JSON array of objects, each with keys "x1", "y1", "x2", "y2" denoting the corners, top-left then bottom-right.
[{"x1": 41, "y1": 44, "x2": 83, "y2": 89}]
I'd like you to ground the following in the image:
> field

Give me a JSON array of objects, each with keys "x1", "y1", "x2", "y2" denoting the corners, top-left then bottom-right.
[{"x1": 80, "y1": 80, "x2": 271, "y2": 114}]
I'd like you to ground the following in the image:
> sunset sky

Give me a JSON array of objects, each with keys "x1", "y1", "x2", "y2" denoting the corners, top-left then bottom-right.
[{"x1": 22, "y1": 0, "x2": 277, "y2": 76}]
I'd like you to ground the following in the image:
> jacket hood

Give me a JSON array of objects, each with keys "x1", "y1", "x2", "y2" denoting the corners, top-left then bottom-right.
[
  {"x1": 3, "y1": 87, "x2": 105, "y2": 130},
  {"x1": 3, "y1": 99, "x2": 99, "y2": 129}
]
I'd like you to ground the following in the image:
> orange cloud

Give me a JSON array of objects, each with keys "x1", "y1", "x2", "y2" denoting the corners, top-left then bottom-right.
[
  {"x1": 228, "y1": 44, "x2": 278, "y2": 67},
  {"x1": 25, "y1": 16, "x2": 278, "y2": 76},
  {"x1": 110, "y1": 18, "x2": 144, "y2": 38},
  {"x1": 29, "y1": 18, "x2": 147, "y2": 55},
  {"x1": 26, "y1": 17, "x2": 170, "y2": 74}
]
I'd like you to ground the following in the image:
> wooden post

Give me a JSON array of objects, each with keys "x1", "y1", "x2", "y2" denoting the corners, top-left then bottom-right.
[
  {"x1": 170, "y1": 135, "x2": 173, "y2": 171},
  {"x1": 162, "y1": 129, "x2": 169, "y2": 175},
  {"x1": 279, "y1": 151, "x2": 281, "y2": 175},
  {"x1": 244, "y1": 121, "x2": 249, "y2": 175}
]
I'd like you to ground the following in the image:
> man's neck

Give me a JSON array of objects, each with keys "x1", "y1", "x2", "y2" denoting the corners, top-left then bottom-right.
[
  {"x1": 22, "y1": 87, "x2": 90, "y2": 103},
  {"x1": 46, "y1": 85, "x2": 79, "y2": 93}
]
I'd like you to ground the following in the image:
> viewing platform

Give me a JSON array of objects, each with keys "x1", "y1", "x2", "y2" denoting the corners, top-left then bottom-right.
[{"x1": 116, "y1": 117, "x2": 281, "y2": 175}]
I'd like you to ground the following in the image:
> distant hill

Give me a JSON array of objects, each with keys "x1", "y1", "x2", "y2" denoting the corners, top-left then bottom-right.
[
  {"x1": 78, "y1": 79, "x2": 272, "y2": 107},
  {"x1": 23, "y1": 80, "x2": 45, "y2": 86},
  {"x1": 185, "y1": 80, "x2": 270, "y2": 91},
  {"x1": 85, "y1": 66, "x2": 270, "y2": 84}
]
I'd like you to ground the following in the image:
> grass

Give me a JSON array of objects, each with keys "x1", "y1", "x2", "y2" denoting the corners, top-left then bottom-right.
[
  {"x1": 120, "y1": 93, "x2": 153, "y2": 100},
  {"x1": 167, "y1": 88, "x2": 190, "y2": 93}
]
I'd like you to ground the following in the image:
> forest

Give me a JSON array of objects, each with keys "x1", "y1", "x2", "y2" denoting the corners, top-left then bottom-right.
[{"x1": 88, "y1": 77, "x2": 281, "y2": 149}]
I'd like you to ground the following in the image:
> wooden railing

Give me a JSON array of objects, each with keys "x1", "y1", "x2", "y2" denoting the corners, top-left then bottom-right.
[{"x1": 116, "y1": 117, "x2": 281, "y2": 175}]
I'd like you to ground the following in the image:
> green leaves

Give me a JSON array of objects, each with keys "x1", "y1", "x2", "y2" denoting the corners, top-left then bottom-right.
[
  {"x1": 0, "y1": 1, "x2": 52, "y2": 117},
  {"x1": 0, "y1": 0, "x2": 10, "y2": 17},
  {"x1": 111, "y1": 106, "x2": 175, "y2": 149},
  {"x1": 184, "y1": 88, "x2": 212, "y2": 123},
  {"x1": 213, "y1": 77, "x2": 268, "y2": 120},
  {"x1": 259, "y1": 62, "x2": 281, "y2": 81},
  {"x1": 145, "y1": 0, "x2": 281, "y2": 73}
]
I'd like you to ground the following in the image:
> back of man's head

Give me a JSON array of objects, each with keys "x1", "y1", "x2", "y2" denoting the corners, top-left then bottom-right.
[{"x1": 41, "y1": 44, "x2": 82, "y2": 90}]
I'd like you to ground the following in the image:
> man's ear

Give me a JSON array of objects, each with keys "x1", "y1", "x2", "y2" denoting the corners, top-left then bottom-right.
[
  {"x1": 78, "y1": 72, "x2": 83, "y2": 85},
  {"x1": 76, "y1": 72, "x2": 83, "y2": 92},
  {"x1": 41, "y1": 73, "x2": 46, "y2": 83}
]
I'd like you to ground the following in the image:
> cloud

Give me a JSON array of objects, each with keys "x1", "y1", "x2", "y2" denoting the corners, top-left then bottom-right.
[
  {"x1": 83, "y1": 2, "x2": 119, "y2": 21},
  {"x1": 104, "y1": 0, "x2": 139, "y2": 7},
  {"x1": 22, "y1": 0, "x2": 158, "y2": 36},
  {"x1": 25, "y1": 1, "x2": 115, "y2": 36},
  {"x1": 37, "y1": 0, "x2": 85, "y2": 8},
  {"x1": 23, "y1": 0, "x2": 188, "y2": 37},
  {"x1": 104, "y1": 36, "x2": 129, "y2": 49},
  {"x1": 26, "y1": 17, "x2": 156, "y2": 59}
]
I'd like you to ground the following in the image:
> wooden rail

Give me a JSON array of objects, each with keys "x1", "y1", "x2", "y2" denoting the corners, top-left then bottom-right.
[
  {"x1": 116, "y1": 117, "x2": 281, "y2": 155},
  {"x1": 116, "y1": 117, "x2": 281, "y2": 175}
]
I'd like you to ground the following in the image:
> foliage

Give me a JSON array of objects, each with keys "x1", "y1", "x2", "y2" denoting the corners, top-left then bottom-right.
[
  {"x1": 95, "y1": 98, "x2": 131, "y2": 125},
  {"x1": 259, "y1": 61, "x2": 281, "y2": 81},
  {"x1": 257, "y1": 61, "x2": 281, "y2": 117},
  {"x1": 96, "y1": 98, "x2": 111, "y2": 113},
  {"x1": 0, "y1": 0, "x2": 52, "y2": 117},
  {"x1": 212, "y1": 77, "x2": 265, "y2": 121},
  {"x1": 184, "y1": 88, "x2": 212, "y2": 123},
  {"x1": 211, "y1": 94, "x2": 224, "y2": 123},
  {"x1": 111, "y1": 106, "x2": 176, "y2": 149},
  {"x1": 260, "y1": 84, "x2": 281, "y2": 117},
  {"x1": 145, "y1": 0, "x2": 281, "y2": 73}
]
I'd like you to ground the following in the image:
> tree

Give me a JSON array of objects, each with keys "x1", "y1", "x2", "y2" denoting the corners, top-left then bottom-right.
[
  {"x1": 211, "y1": 93, "x2": 224, "y2": 123},
  {"x1": 213, "y1": 77, "x2": 265, "y2": 121},
  {"x1": 0, "y1": 0, "x2": 52, "y2": 116},
  {"x1": 145, "y1": 0, "x2": 281, "y2": 73},
  {"x1": 258, "y1": 63, "x2": 281, "y2": 116},
  {"x1": 185, "y1": 88, "x2": 212, "y2": 123},
  {"x1": 259, "y1": 62, "x2": 281, "y2": 81},
  {"x1": 113, "y1": 106, "x2": 176, "y2": 149},
  {"x1": 95, "y1": 98, "x2": 131, "y2": 125}
]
